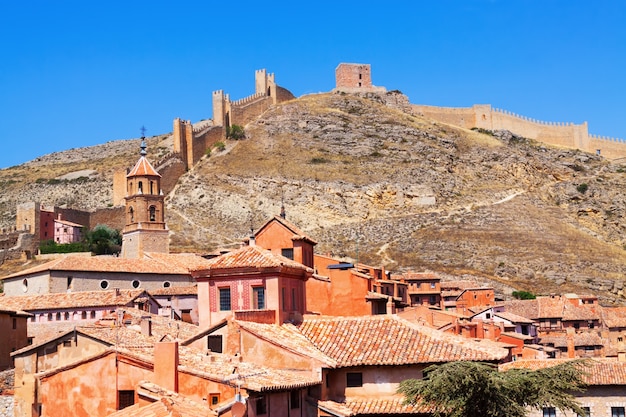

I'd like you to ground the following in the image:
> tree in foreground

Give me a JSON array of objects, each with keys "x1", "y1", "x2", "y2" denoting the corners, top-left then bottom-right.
[
  {"x1": 85, "y1": 225, "x2": 122, "y2": 255},
  {"x1": 398, "y1": 361, "x2": 587, "y2": 417}
]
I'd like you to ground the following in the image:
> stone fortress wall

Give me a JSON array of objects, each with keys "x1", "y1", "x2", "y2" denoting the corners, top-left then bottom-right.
[
  {"x1": 335, "y1": 63, "x2": 626, "y2": 160},
  {"x1": 412, "y1": 104, "x2": 626, "y2": 160}
]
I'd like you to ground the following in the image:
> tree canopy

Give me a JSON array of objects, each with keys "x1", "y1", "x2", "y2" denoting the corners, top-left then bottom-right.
[
  {"x1": 398, "y1": 361, "x2": 587, "y2": 417},
  {"x1": 85, "y1": 224, "x2": 122, "y2": 255}
]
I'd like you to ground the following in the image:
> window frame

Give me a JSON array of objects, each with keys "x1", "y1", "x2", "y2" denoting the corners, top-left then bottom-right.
[
  {"x1": 219, "y1": 287, "x2": 231, "y2": 311},
  {"x1": 346, "y1": 372, "x2": 363, "y2": 388}
]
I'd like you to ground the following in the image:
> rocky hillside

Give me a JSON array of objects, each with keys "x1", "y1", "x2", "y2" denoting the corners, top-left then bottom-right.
[{"x1": 1, "y1": 92, "x2": 625, "y2": 303}]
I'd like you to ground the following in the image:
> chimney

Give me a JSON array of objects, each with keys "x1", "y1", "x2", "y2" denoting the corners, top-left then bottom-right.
[
  {"x1": 249, "y1": 235, "x2": 255, "y2": 247},
  {"x1": 141, "y1": 316, "x2": 152, "y2": 337},
  {"x1": 114, "y1": 288, "x2": 121, "y2": 297},
  {"x1": 154, "y1": 341, "x2": 179, "y2": 392}
]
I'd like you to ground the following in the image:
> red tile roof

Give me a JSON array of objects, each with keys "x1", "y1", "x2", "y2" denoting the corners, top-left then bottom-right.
[
  {"x1": 318, "y1": 397, "x2": 434, "y2": 416},
  {"x1": 562, "y1": 303, "x2": 600, "y2": 321},
  {"x1": 127, "y1": 156, "x2": 161, "y2": 178},
  {"x1": 1, "y1": 252, "x2": 214, "y2": 279},
  {"x1": 297, "y1": 315, "x2": 508, "y2": 366},
  {"x1": 199, "y1": 245, "x2": 313, "y2": 273},
  {"x1": 493, "y1": 311, "x2": 535, "y2": 324},
  {"x1": 539, "y1": 332, "x2": 603, "y2": 348},
  {"x1": 601, "y1": 306, "x2": 626, "y2": 328},
  {"x1": 0, "y1": 289, "x2": 153, "y2": 311},
  {"x1": 500, "y1": 358, "x2": 626, "y2": 385}
]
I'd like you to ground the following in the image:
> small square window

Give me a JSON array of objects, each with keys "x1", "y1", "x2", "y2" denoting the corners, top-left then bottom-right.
[
  {"x1": 543, "y1": 407, "x2": 556, "y2": 417},
  {"x1": 612, "y1": 407, "x2": 625, "y2": 417},
  {"x1": 346, "y1": 372, "x2": 363, "y2": 387},
  {"x1": 210, "y1": 394, "x2": 220, "y2": 405}
]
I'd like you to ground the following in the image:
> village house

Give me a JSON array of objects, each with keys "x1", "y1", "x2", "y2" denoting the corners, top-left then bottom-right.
[
  {"x1": 0, "y1": 305, "x2": 30, "y2": 371},
  {"x1": 149, "y1": 284, "x2": 199, "y2": 324},
  {"x1": 395, "y1": 272, "x2": 442, "y2": 308},
  {"x1": 501, "y1": 358, "x2": 626, "y2": 417},
  {"x1": 201, "y1": 313, "x2": 509, "y2": 416},
  {"x1": 0, "y1": 289, "x2": 161, "y2": 324}
]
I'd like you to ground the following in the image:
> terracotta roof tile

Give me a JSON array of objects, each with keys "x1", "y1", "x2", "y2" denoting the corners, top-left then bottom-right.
[
  {"x1": 500, "y1": 358, "x2": 626, "y2": 385},
  {"x1": 149, "y1": 285, "x2": 198, "y2": 296},
  {"x1": 318, "y1": 397, "x2": 434, "y2": 416},
  {"x1": 201, "y1": 245, "x2": 313, "y2": 272},
  {"x1": 0, "y1": 289, "x2": 152, "y2": 311},
  {"x1": 539, "y1": 332, "x2": 603, "y2": 348},
  {"x1": 127, "y1": 156, "x2": 161, "y2": 178},
  {"x1": 2, "y1": 252, "x2": 214, "y2": 280},
  {"x1": 601, "y1": 306, "x2": 626, "y2": 328},
  {"x1": 562, "y1": 303, "x2": 600, "y2": 321},
  {"x1": 297, "y1": 315, "x2": 508, "y2": 366},
  {"x1": 493, "y1": 311, "x2": 535, "y2": 324},
  {"x1": 502, "y1": 299, "x2": 540, "y2": 320}
]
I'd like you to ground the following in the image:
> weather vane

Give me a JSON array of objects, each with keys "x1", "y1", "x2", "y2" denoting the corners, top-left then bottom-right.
[{"x1": 140, "y1": 125, "x2": 147, "y2": 138}]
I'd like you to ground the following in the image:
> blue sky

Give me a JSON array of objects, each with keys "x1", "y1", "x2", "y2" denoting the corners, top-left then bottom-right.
[{"x1": 1, "y1": 1, "x2": 624, "y2": 169}]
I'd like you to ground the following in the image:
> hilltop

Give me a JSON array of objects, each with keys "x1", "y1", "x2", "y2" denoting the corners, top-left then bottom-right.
[{"x1": 1, "y1": 91, "x2": 625, "y2": 303}]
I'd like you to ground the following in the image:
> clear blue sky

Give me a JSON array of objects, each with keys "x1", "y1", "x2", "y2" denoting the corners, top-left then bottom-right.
[{"x1": 1, "y1": 1, "x2": 624, "y2": 169}]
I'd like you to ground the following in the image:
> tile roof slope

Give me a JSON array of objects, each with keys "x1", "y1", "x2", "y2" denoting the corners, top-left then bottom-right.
[
  {"x1": 106, "y1": 382, "x2": 215, "y2": 417},
  {"x1": 127, "y1": 155, "x2": 161, "y2": 177},
  {"x1": 202, "y1": 245, "x2": 313, "y2": 272},
  {"x1": 149, "y1": 285, "x2": 198, "y2": 296},
  {"x1": 501, "y1": 299, "x2": 539, "y2": 320},
  {"x1": 342, "y1": 397, "x2": 435, "y2": 415},
  {"x1": 562, "y1": 303, "x2": 600, "y2": 321},
  {"x1": 1, "y1": 255, "x2": 191, "y2": 279},
  {"x1": 500, "y1": 358, "x2": 626, "y2": 385},
  {"x1": 601, "y1": 306, "x2": 626, "y2": 328},
  {"x1": 0, "y1": 289, "x2": 148, "y2": 311},
  {"x1": 536, "y1": 297, "x2": 565, "y2": 318},
  {"x1": 297, "y1": 315, "x2": 508, "y2": 367},
  {"x1": 539, "y1": 332, "x2": 603, "y2": 348},
  {"x1": 234, "y1": 320, "x2": 336, "y2": 366},
  {"x1": 493, "y1": 311, "x2": 535, "y2": 324}
]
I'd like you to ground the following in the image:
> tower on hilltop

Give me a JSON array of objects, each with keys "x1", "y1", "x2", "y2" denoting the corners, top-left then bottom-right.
[{"x1": 121, "y1": 137, "x2": 169, "y2": 258}]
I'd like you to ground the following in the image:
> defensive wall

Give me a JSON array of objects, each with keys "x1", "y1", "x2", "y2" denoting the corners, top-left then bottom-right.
[{"x1": 412, "y1": 104, "x2": 626, "y2": 159}]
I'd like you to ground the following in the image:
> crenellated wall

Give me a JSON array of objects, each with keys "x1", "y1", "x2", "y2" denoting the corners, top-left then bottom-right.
[{"x1": 413, "y1": 104, "x2": 626, "y2": 159}]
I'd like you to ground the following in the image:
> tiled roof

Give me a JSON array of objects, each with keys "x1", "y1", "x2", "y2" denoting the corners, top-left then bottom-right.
[
  {"x1": 127, "y1": 156, "x2": 161, "y2": 178},
  {"x1": 601, "y1": 306, "x2": 626, "y2": 328},
  {"x1": 539, "y1": 332, "x2": 604, "y2": 348},
  {"x1": 500, "y1": 358, "x2": 626, "y2": 385},
  {"x1": 502, "y1": 299, "x2": 539, "y2": 320},
  {"x1": 199, "y1": 245, "x2": 313, "y2": 273},
  {"x1": 562, "y1": 303, "x2": 600, "y2": 321},
  {"x1": 0, "y1": 289, "x2": 153, "y2": 311},
  {"x1": 440, "y1": 280, "x2": 481, "y2": 290},
  {"x1": 55, "y1": 218, "x2": 84, "y2": 228},
  {"x1": 2, "y1": 252, "x2": 214, "y2": 279},
  {"x1": 536, "y1": 297, "x2": 565, "y2": 318},
  {"x1": 318, "y1": 397, "x2": 434, "y2": 416},
  {"x1": 149, "y1": 285, "x2": 198, "y2": 296},
  {"x1": 493, "y1": 311, "x2": 535, "y2": 324},
  {"x1": 107, "y1": 381, "x2": 216, "y2": 417},
  {"x1": 235, "y1": 320, "x2": 336, "y2": 366},
  {"x1": 297, "y1": 315, "x2": 508, "y2": 366}
]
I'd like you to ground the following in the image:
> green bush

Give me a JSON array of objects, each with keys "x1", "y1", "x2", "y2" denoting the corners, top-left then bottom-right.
[
  {"x1": 576, "y1": 183, "x2": 588, "y2": 194},
  {"x1": 512, "y1": 290, "x2": 536, "y2": 300},
  {"x1": 226, "y1": 125, "x2": 245, "y2": 140},
  {"x1": 214, "y1": 141, "x2": 226, "y2": 152}
]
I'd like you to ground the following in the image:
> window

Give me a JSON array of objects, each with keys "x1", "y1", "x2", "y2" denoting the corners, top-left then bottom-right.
[
  {"x1": 129, "y1": 207, "x2": 134, "y2": 223},
  {"x1": 577, "y1": 407, "x2": 590, "y2": 417},
  {"x1": 346, "y1": 372, "x2": 363, "y2": 387},
  {"x1": 48, "y1": 313, "x2": 53, "y2": 321},
  {"x1": 100, "y1": 280, "x2": 109, "y2": 290},
  {"x1": 163, "y1": 281, "x2": 171, "y2": 288},
  {"x1": 613, "y1": 407, "x2": 626, "y2": 417},
  {"x1": 543, "y1": 407, "x2": 556, "y2": 417},
  {"x1": 290, "y1": 390, "x2": 300, "y2": 409},
  {"x1": 574, "y1": 322, "x2": 580, "y2": 330},
  {"x1": 429, "y1": 295, "x2": 437, "y2": 305},
  {"x1": 56, "y1": 312, "x2": 61, "y2": 321},
  {"x1": 219, "y1": 288, "x2": 231, "y2": 311},
  {"x1": 132, "y1": 280, "x2": 140, "y2": 289},
  {"x1": 256, "y1": 396, "x2": 267, "y2": 415},
  {"x1": 64, "y1": 312, "x2": 70, "y2": 320},
  {"x1": 210, "y1": 394, "x2": 220, "y2": 406},
  {"x1": 253, "y1": 287, "x2": 265, "y2": 309},
  {"x1": 208, "y1": 335, "x2": 223, "y2": 353},
  {"x1": 150, "y1": 181, "x2": 154, "y2": 194},
  {"x1": 430, "y1": 282, "x2": 436, "y2": 289},
  {"x1": 282, "y1": 287, "x2": 286, "y2": 311},
  {"x1": 281, "y1": 248, "x2": 294, "y2": 260},
  {"x1": 619, "y1": 337, "x2": 624, "y2": 343},
  {"x1": 149, "y1": 206, "x2": 156, "y2": 222},
  {"x1": 81, "y1": 311, "x2": 87, "y2": 319},
  {"x1": 90, "y1": 311, "x2": 96, "y2": 319},
  {"x1": 291, "y1": 288, "x2": 297, "y2": 310},
  {"x1": 486, "y1": 313, "x2": 492, "y2": 319},
  {"x1": 67, "y1": 276, "x2": 73, "y2": 290},
  {"x1": 12, "y1": 318, "x2": 17, "y2": 330},
  {"x1": 138, "y1": 181, "x2": 143, "y2": 193},
  {"x1": 118, "y1": 390, "x2": 135, "y2": 410},
  {"x1": 63, "y1": 340, "x2": 72, "y2": 347},
  {"x1": 22, "y1": 279, "x2": 28, "y2": 293}
]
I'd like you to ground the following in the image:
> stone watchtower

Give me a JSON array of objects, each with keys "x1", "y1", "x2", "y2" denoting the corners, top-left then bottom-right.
[
  {"x1": 334, "y1": 63, "x2": 386, "y2": 93},
  {"x1": 121, "y1": 139, "x2": 169, "y2": 258}
]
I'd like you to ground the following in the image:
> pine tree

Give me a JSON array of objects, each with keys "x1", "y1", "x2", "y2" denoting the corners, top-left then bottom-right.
[{"x1": 398, "y1": 361, "x2": 587, "y2": 417}]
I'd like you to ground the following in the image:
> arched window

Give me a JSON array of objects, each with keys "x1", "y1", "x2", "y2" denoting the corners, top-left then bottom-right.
[
  {"x1": 129, "y1": 207, "x2": 134, "y2": 223},
  {"x1": 149, "y1": 206, "x2": 156, "y2": 222},
  {"x1": 150, "y1": 181, "x2": 154, "y2": 194},
  {"x1": 138, "y1": 181, "x2": 143, "y2": 194}
]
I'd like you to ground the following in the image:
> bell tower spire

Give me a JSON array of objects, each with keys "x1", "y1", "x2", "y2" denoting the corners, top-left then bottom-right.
[{"x1": 120, "y1": 129, "x2": 169, "y2": 258}]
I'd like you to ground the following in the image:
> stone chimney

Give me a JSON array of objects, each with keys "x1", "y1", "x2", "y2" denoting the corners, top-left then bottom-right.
[
  {"x1": 140, "y1": 316, "x2": 152, "y2": 337},
  {"x1": 154, "y1": 341, "x2": 179, "y2": 392}
]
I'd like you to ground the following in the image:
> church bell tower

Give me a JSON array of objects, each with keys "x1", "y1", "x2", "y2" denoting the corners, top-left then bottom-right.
[{"x1": 121, "y1": 136, "x2": 169, "y2": 258}]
